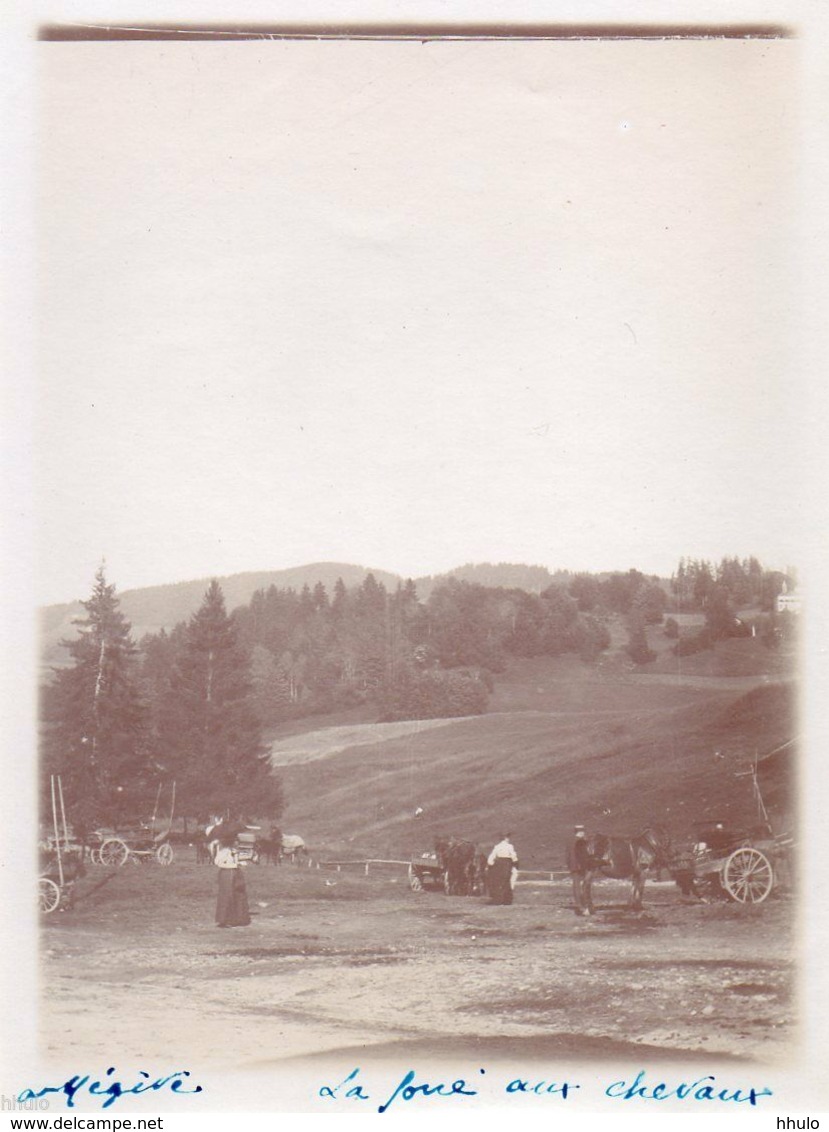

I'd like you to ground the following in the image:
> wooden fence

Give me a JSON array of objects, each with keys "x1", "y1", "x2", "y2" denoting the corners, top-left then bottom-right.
[
  {"x1": 319, "y1": 858, "x2": 411, "y2": 875},
  {"x1": 315, "y1": 859, "x2": 575, "y2": 883}
]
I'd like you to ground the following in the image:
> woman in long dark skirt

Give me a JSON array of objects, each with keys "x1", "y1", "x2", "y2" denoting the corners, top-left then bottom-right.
[
  {"x1": 486, "y1": 833, "x2": 518, "y2": 905},
  {"x1": 215, "y1": 832, "x2": 251, "y2": 927}
]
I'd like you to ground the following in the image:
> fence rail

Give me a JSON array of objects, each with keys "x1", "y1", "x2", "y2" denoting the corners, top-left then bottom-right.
[
  {"x1": 515, "y1": 870, "x2": 569, "y2": 884},
  {"x1": 315, "y1": 860, "x2": 576, "y2": 882},
  {"x1": 318, "y1": 858, "x2": 412, "y2": 876}
]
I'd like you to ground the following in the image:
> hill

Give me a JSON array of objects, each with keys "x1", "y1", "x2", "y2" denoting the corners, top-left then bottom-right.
[
  {"x1": 38, "y1": 559, "x2": 622, "y2": 665},
  {"x1": 413, "y1": 562, "x2": 567, "y2": 599},
  {"x1": 271, "y1": 674, "x2": 796, "y2": 869},
  {"x1": 38, "y1": 562, "x2": 404, "y2": 666}
]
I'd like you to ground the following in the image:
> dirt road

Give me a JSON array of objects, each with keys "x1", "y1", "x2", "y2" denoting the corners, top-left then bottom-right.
[{"x1": 39, "y1": 859, "x2": 796, "y2": 1072}]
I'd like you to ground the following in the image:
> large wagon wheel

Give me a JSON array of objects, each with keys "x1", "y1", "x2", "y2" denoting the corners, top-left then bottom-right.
[
  {"x1": 722, "y1": 847, "x2": 774, "y2": 904},
  {"x1": 155, "y1": 842, "x2": 174, "y2": 866},
  {"x1": 99, "y1": 837, "x2": 129, "y2": 868},
  {"x1": 39, "y1": 877, "x2": 61, "y2": 914}
]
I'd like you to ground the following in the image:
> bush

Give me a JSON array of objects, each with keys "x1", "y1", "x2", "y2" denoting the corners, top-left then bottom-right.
[
  {"x1": 627, "y1": 638, "x2": 656, "y2": 665},
  {"x1": 626, "y1": 615, "x2": 656, "y2": 665},
  {"x1": 673, "y1": 628, "x2": 713, "y2": 656},
  {"x1": 378, "y1": 665, "x2": 489, "y2": 721},
  {"x1": 664, "y1": 617, "x2": 679, "y2": 639},
  {"x1": 568, "y1": 615, "x2": 611, "y2": 661}
]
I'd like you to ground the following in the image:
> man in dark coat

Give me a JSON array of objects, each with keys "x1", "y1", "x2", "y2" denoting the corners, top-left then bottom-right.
[{"x1": 566, "y1": 824, "x2": 596, "y2": 916}]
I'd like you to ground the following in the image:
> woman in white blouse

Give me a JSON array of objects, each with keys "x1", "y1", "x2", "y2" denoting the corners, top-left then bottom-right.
[{"x1": 214, "y1": 830, "x2": 251, "y2": 927}]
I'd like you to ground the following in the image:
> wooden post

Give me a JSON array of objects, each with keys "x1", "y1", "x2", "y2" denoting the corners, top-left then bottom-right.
[{"x1": 51, "y1": 776, "x2": 64, "y2": 890}]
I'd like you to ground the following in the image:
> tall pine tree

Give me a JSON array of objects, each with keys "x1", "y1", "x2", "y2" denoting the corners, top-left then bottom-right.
[
  {"x1": 41, "y1": 566, "x2": 149, "y2": 834},
  {"x1": 158, "y1": 580, "x2": 282, "y2": 820}
]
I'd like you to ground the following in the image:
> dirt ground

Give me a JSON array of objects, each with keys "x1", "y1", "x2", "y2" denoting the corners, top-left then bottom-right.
[{"x1": 39, "y1": 856, "x2": 798, "y2": 1075}]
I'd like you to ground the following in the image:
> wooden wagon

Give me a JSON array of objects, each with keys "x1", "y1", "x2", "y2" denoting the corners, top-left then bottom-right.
[
  {"x1": 94, "y1": 826, "x2": 175, "y2": 867},
  {"x1": 92, "y1": 781, "x2": 176, "y2": 867},
  {"x1": 689, "y1": 821, "x2": 790, "y2": 904},
  {"x1": 39, "y1": 775, "x2": 83, "y2": 914},
  {"x1": 408, "y1": 850, "x2": 446, "y2": 892},
  {"x1": 682, "y1": 740, "x2": 795, "y2": 904}
]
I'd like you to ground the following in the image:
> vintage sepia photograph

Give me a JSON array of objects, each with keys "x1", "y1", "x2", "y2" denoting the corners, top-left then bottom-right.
[{"x1": 3, "y1": 5, "x2": 829, "y2": 1121}]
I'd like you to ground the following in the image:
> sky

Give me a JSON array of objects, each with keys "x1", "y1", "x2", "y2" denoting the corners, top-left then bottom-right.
[{"x1": 34, "y1": 36, "x2": 805, "y2": 605}]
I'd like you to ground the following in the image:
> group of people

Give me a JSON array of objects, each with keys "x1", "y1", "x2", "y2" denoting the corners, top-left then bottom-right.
[
  {"x1": 486, "y1": 825, "x2": 608, "y2": 915},
  {"x1": 207, "y1": 818, "x2": 604, "y2": 929}
]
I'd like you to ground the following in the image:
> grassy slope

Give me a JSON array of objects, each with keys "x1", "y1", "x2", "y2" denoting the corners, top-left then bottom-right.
[{"x1": 274, "y1": 646, "x2": 796, "y2": 868}]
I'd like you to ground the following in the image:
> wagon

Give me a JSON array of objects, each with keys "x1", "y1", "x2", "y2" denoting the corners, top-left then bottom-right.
[
  {"x1": 93, "y1": 781, "x2": 176, "y2": 867},
  {"x1": 39, "y1": 776, "x2": 83, "y2": 914},
  {"x1": 39, "y1": 840, "x2": 84, "y2": 912},
  {"x1": 688, "y1": 821, "x2": 791, "y2": 904},
  {"x1": 673, "y1": 739, "x2": 796, "y2": 906},
  {"x1": 234, "y1": 828, "x2": 260, "y2": 865},
  {"x1": 95, "y1": 826, "x2": 175, "y2": 867},
  {"x1": 408, "y1": 850, "x2": 446, "y2": 892}
]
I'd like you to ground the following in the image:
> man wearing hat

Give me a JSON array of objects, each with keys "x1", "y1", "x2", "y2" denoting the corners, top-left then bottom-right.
[{"x1": 566, "y1": 824, "x2": 595, "y2": 916}]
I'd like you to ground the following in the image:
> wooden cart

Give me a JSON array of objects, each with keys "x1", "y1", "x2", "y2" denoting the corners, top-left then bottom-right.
[
  {"x1": 408, "y1": 850, "x2": 446, "y2": 892},
  {"x1": 94, "y1": 781, "x2": 176, "y2": 867},
  {"x1": 39, "y1": 776, "x2": 83, "y2": 913}
]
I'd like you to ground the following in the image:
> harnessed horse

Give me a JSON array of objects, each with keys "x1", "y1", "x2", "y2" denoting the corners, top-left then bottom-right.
[
  {"x1": 584, "y1": 826, "x2": 671, "y2": 911},
  {"x1": 435, "y1": 836, "x2": 482, "y2": 896}
]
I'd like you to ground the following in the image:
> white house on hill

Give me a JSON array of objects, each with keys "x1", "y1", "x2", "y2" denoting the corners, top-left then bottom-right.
[{"x1": 776, "y1": 589, "x2": 801, "y2": 614}]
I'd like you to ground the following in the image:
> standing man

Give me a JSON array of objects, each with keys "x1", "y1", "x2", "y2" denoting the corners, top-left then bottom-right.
[
  {"x1": 566, "y1": 824, "x2": 595, "y2": 916},
  {"x1": 487, "y1": 832, "x2": 518, "y2": 905}
]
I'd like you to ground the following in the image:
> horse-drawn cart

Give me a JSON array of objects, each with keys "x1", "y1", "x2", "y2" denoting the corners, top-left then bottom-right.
[
  {"x1": 39, "y1": 776, "x2": 84, "y2": 914},
  {"x1": 94, "y1": 827, "x2": 175, "y2": 867},
  {"x1": 688, "y1": 821, "x2": 792, "y2": 904},
  {"x1": 93, "y1": 781, "x2": 176, "y2": 867},
  {"x1": 234, "y1": 828, "x2": 260, "y2": 865},
  {"x1": 673, "y1": 740, "x2": 796, "y2": 906},
  {"x1": 408, "y1": 851, "x2": 445, "y2": 892}
]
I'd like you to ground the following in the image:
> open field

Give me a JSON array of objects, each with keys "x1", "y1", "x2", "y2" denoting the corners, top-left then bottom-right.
[
  {"x1": 269, "y1": 663, "x2": 796, "y2": 867},
  {"x1": 41, "y1": 860, "x2": 797, "y2": 1071}
]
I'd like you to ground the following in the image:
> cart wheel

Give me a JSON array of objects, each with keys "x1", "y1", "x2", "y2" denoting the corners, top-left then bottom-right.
[
  {"x1": 155, "y1": 842, "x2": 174, "y2": 866},
  {"x1": 39, "y1": 877, "x2": 61, "y2": 914},
  {"x1": 88, "y1": 847, "x2": 101, "y2": 866},
  {"x1": 722, "y1": 847, "x2": 774, "y2": 904},
  {"x1": 99, "y1": 838, "x2": 129, "y2": 867},
  {"x1": 410, "y1": 873, "x2": 423, "y2": 892}
]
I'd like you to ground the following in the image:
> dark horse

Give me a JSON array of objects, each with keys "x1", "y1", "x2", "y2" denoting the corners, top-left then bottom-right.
[
  {"x1": 584, "y1": 827, "x2": 672, "y2": 911},
  {"x1": 435, "y1": 836, "x2": 484, "y2": 896},
  {"x1": 259, "y1": 827, "x2": 283, "y2": 865}
]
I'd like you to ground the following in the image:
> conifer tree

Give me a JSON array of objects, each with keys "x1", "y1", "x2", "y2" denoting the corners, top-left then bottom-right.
[
  {"x1": 159, "y1": 580, "x2": 282, "y2": 819},
  {"x1": 41, "y1": 566, "x2": 149, "y2": 833}
]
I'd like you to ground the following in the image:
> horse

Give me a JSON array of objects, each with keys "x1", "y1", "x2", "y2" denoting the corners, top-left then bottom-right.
[
  {"x1": 280, "y1": 833, "x2": 308, "y2": 864},
  {"x1": 584, "y1": 826, "x2": 672, "y2": 912},
  {"x1": 472, "y1": 848, "x2": 489, "y2": 896},
  {"x1": 191, "y1": 828, "x2": 211, "y2": 864},
  {"x1": 258, "y1": 827, "x2": 283, "y2": 865},
  {"x1": 435, "y1": 836, "x2": 481, "y2": 896}
]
